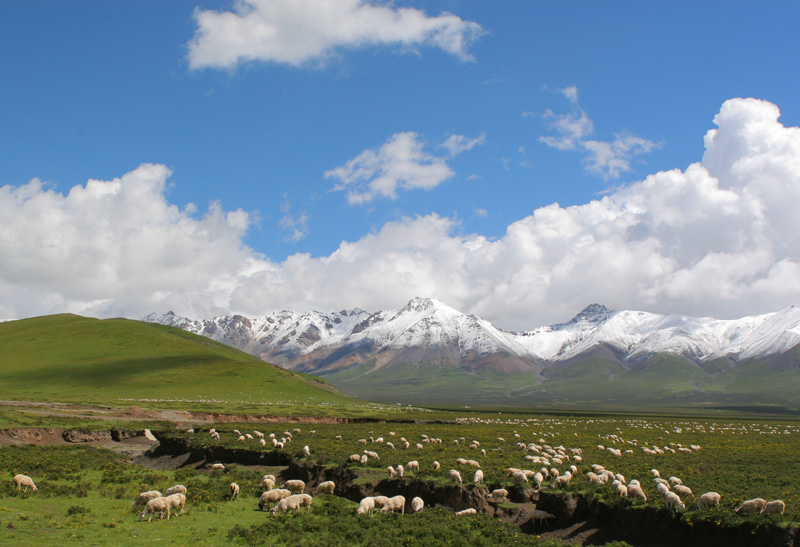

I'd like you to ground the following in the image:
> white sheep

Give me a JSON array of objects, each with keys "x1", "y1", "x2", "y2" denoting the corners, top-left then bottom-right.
[
  {"x1": 473, "y1": 469, "x2": 484, "y2": 485},
  {"x1": 284, "y1": 479, "x2": 306, "y2": 494},
  {"x1": 13, "y1": 474, "x2": 37, "y2": 492},
  {"x1": 510, "y1": 470, "x2": 528, "y2": 484},
  {"x1": 655, "y1": 482, "x2": 670, "y2": 497},
  {"x1": 488, "y1": 489, "x2": 508, "y2": 502},
  {"x1": 456, "y1": 508, "x2": 477, "y2": 515},
  {"x1": 348, "y1": 454, "x2": 362, "y2": 462},
  {"x1": 258, "y1": 489, "x2": 292, "y2": 511},
  {"x1": 209, "y1": 463, "x2": 225, "y2": 470},
  {"x1": 651, "y1": 469, "x2": 660, "y2": 477},
  {"x1": 230, "y1": 482, "x2": 240, "y2": 500},
  {"x1": 532, "y1": 471, "x2": 544, "y2": 488},
  {"x1": 139, "y1": 497, "x2": 170, "y2": 521},
  {"x1": 397, "y1": 464, "x2": 404, "y2": 478},
  {"x1": 259, "y1": 477, "x2": 276, "y2": 491},
  {"x1": 406, "y1": 460, "x2": 420, "y2": 472},
  {"x1": 303, "y1": 445, "x2": 311, "y2": 457},
  {"x1": 672, "y1": 485, "x2": 693, "y2": 498},
  {"x1": 628, "y1": 484, "x2": 647, "y2": 503},
  {"x1": 433, "y1": 461, "x2": 441, "y2": 471},
  {"x1": 165, "y1": 485, "x2": 187, "y2": 496},
  {"x1": 696, "y1": 492, "x2": 721, "y2": 510},
  {"x1": 736, "y1": 498, "x2": 767, "y2": 515},
  {"x1": 316, "y1": 481, "x2": 335, "y2": 495},
  {"x1": 380, "y1": 495, "x2": 406, "y2": 514},
  {"x1": 387, "y1": 466, "x2": 397, "y2": 479},
  {"x1": 450, "y1": 469, "x2": 463, "y2": 484},
  {"x1": 761, "y1": 500, "x2": 786, "y2": 516},
  {"x1": 371, "y1": 495, "x2": 389, "y2": 510},
  {"x1": 411, "y1": 497, "x2": 425, "y2": 513},
  {"x1": 132, "y1": 490, "x2": 162, "y2": 510},
  {"x1": 665, "y1": 491, "x2": 685, "y2": 511},
  {"x1": 356, "y1": 497, "x2": 375, "y2": 515},
  {"x1": 531, "y1": 509, "x2": 555, "y2": 525},
  {"x1": 271, "y1": 493, "x2": 313, "y2": 514},
  {"x1": 164, "y1": 493, "x2": 186, "y2": 516},
  {"x1": 552, "y1": 474, "x2": 572, "y2": 489},
  {"x1": 668, "y1": 476, "x2": 682, "y2": 486}
]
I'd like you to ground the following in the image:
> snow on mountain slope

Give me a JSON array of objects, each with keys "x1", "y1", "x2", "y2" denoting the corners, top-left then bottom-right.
[{"x1": 144, "y1": 300, "x2": 800, "y2": 370}]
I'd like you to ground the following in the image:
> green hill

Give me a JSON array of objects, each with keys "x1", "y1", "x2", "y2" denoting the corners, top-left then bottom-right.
[{"x1": 0, "y1": 314, "x2": 354, "y2": 410}]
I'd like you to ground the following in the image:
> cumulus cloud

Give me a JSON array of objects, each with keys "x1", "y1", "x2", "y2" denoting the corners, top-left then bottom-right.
[
  {"x1": 4, "y1": 98, "x2": 800, "y2": 330},
  {"x1": 539, "y1": 85, "x2": 662, "y2": 179},
  {"x1": 325, "y1": 131, "x2": 483, "y2": 204},
  {"x1": 187, "y1": 0, "x2": 485, "y2": 70}
]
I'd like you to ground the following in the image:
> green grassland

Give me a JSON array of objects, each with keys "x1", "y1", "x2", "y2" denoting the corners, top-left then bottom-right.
[
  {"x1": 0, "y1": 314, "x2": 365, "y2": 414},
  {"x1": 324, "y1": 352, "x2": 800, "y2": 414}
]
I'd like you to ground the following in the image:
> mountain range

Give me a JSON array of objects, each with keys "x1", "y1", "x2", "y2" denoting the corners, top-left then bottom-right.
[{"x1": 144, "y1": 299, "x2": 800, "y2": 410}]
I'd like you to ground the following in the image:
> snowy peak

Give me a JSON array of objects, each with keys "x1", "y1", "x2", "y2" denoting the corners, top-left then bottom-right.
[{"x1": 143, "y1": 300, "x2": 800, "y2": 372}]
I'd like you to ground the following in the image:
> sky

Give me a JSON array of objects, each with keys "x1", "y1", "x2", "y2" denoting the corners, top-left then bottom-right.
[{"x1": 2, "y1": 1, "x2": 800, "y2": 330}]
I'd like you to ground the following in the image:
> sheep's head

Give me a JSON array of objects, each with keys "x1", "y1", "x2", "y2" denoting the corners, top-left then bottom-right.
[{"x1": 138, "y1": 510, "x2": 146, "y2": 520}]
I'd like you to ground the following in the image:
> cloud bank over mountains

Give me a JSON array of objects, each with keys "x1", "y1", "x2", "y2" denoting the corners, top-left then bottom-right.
[{"x1": 2, "y1": 98, "x2": 800, "y2": 329}]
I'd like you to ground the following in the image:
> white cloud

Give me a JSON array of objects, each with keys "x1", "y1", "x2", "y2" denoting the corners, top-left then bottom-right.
[
  {"x1": 187, "y1": 0, "x2": 485, "y2": 70},
  {"x1": 279, "y1": 195, "x2": 310, "y2": 242},
  {"x1": 539, "y1": 86, "x2": 662, "y2": 179},
  {"x1": 4, "y1": 98, "x2": 800, "y2": 330},
  {"x1": 325, "y1": 131, "x2": 482, "y2": 204},
  {"x1": 440, "y1": 133, "x2": 486, "y2": 156}
]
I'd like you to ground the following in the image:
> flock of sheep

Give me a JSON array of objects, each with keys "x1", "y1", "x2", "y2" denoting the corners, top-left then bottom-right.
[{"x1": 10, "y1": 418, "x2": 790, "y2": 530}]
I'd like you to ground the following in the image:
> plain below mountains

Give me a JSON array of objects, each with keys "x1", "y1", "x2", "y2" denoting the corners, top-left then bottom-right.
[{"x1": 144, "y1": 299, "x2": 800, "y2": 411}]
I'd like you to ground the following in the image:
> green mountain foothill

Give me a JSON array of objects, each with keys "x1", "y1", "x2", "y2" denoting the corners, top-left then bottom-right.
[{"x1": 0, "y1": 314, "x2": 354, "y2": 412}]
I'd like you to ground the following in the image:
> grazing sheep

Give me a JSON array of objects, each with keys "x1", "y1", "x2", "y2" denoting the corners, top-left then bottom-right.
[
  {"x1": 433, "y1": 461, "x2": 441, "y2": 471},
  {"x1": 316, "y1": 481, "x2": 335, "y2": 495},
  {"x1": 552, "y1": 474, "x2": 572, "y2": 489},
  {"x1": 13, "y1": 474, "x2": 37, "y2": 492},
  {"x1": 245, "y1": 434, "x2": 253, "y2": 440},
  {"x1": 303, "y1": 445, "x2": 311, "y2": 457},
  {"x1": 532, "y1": 471, "x2": 544, "y2": 488},
  {"x1": 132, "y1": 490, "x2": 162, "y2": 510},
  {"x1": 656, "y1": 482, "x2": 670, "y2": 497},
  {"x1": 449, "y1": 469, "x2": 463, "y2": 484},
  {"x1": 653, "y1": 477, "x2": 669, "y2": 487},
  {"x1": 284, "y1": 480, "x2": 306, "y2": 494},
  {"x1": 696, "y1": 492, "x2": 721, "y2": 510},
  {"x1": 271, "y1": 493, "x2": 313, "y2": 514},
  {"x1": 356, "y1": 497, "x2": 375, "y2": 515},
  {"x1": 164, "y1": 493, "x2": 186, "y2": 516},
  {"x1": 165, "y1": 485, "x2": 187, "y2": 496},
  {"x1": 628, "y1": 484, "x2": 647, "y2": 503},
  {"x1": 230, "y1": 482, "x2": 240, "y2": 500},
  {"x1": 651, "y1": 469, "x2": 660, "y2": 477},
  {"x1": 258, "y1": 489, "x2": 292, "y2": 511},
  {"x1": 260, "y1": 439, "x2": 266, "y2": 447},
  {"x1": 371, "y1": 495, "x2": 389, "y2": 510},
  {"x1": 668, "y1": 476, "x2": 683, "y2": 486},
  {"x1": 210, "y1": 431, "x2": 220, "y2": 439},
  {"x1": 259, "y1": 477, "x2": 275, "y2": 491},
  {"x1": 456, "y1": 508, "x2": 477, "y2": 515},
  {"x1": 672, "y1": 485, "x2": 693, "y2": 498},
  {"x1": 388, "y1": 466, "x2": 397, "y2": 479},
  {"x1": 736, "y1": 498, "x2": 767, "y2": 515},
  {"x1": 473, "y1": 469, "x2": 484, "y2": 485},
  {"x1": 406, "y1": 460, "x2": 420, "y2": 472},
  {"x1": 348, "y1": 454, "x2": 362, "y2": 462},
  {"x1": 209, "y1": 463, "x2": 225, "y2": 470},
  {"x1": 411, "y1": 497, "x2": 425, "y2": 513},
  {"x1": 761, "y1": 500, "x2": 786, "y2": 516},
  {"x1": 380, "y1": 495, "x2": 406, "y2": 514},
  {"x1": 488, "y1": 489, "x2": 508, "y2": 503},
  {"x1": 397, "y1": 464, "x2": 404, "y2": 478},
  {"x1": 139, "y1": 497, "x2": 170, "y2": 521},
  {"x1": 665, "y1": 491, "x2": 685, "y2": 511},
  {"x1": 511, "y1": 470, "x2": 528, "y2": 484},
  {"x1": 531, "y1": 509, "x2": 556, "y2": 525}
]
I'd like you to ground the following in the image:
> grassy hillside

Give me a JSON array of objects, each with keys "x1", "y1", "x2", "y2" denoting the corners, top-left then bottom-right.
[
  {"x1": 0, "y1": 314, "x2": 355, "y2": 410},
  {"x1": 324, "y1": 352, "x2": 800, "y2": 413}
]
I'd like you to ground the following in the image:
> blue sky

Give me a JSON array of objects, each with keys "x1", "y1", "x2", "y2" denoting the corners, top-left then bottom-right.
[{"x1": 2, "y1": 1, "x2": 800, "y2": 329}]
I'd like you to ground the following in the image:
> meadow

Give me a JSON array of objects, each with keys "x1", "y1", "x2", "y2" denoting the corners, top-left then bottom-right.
[{"x1": 2, "y1": 410, "x2": 798, "y2": 546}]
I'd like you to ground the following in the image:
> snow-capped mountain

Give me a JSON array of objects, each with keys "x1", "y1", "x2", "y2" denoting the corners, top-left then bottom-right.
[{"x1": 144, "y1": 298, "x2": 800, "y2": 376}]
